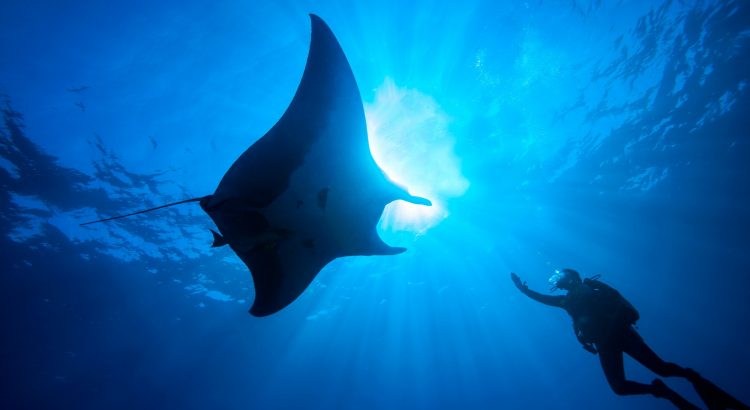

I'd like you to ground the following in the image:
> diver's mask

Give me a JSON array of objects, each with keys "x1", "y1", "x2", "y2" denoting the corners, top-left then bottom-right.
[{"x1": 549, "y1": 269, "x2": 568, "y2": 292}]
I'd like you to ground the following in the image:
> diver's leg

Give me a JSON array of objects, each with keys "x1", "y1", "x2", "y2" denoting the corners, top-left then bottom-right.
[
  {"x1": 651, "y1": 379, "x2": 703, "y2": 410},
  {"x1": 599, "y1": 343, "x2": 700, "y2": 409},
  {"x1": 598, "y1": 346, "x2": 655, "y2": 396},
  {"x1": 622, "y1": 329, "x2": 688, "y2": 378},
  {"x1": 621, "y1": 329, "x2": 713, "y2": 409}
]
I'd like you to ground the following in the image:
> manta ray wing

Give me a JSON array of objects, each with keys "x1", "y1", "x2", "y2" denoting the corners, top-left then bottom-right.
[{"x1": 200, "y1": 14, "x2": 430, "y2": 317}]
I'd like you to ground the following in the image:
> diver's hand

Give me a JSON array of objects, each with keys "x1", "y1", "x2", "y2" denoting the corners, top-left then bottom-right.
[{"x1": 511, "y1": 272, "x2": 528, "y2": 292}]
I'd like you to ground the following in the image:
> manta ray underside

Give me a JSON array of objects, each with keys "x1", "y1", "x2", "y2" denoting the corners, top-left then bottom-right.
[
  {"x1": 83, "y1": 14, "x2": 431, "y2": 317},
  {"x1": 200, "y1": 14, "x2": 432, "y2": 316}
]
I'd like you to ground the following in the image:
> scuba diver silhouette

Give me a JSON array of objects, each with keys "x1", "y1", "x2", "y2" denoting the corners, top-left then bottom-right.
[{"x1": 511, "y1": 269, "x2": 749, "y2": 410}]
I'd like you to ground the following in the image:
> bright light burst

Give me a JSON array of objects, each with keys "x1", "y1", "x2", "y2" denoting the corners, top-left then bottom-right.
[{"x1": 365, "y1": 78, "x2": 469, "y2": 233}]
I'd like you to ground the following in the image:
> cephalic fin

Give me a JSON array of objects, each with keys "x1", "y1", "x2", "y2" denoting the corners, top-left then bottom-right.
[
  {"x1": 402, "y1": 193, "x2": 432, "y2": 206},
  {"x1": 210, "y1": 229, "x2": 228, "y2": 248}
]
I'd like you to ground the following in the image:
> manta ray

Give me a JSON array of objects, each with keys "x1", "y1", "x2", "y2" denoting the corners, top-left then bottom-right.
[{"x1": 83, "y1": 14, "x2": 431, "y2": 317}]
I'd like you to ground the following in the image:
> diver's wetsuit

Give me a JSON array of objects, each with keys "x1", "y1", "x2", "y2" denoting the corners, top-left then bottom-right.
[
  {"x1": 514, "y1": 276, "x2": 750, "y2": 410},
  {"x1": 516, "y1": 286, "x2": 692, "y2": 403},
  {"x1": 595, "y1": 325, "x2": 688, "y2": 396}
]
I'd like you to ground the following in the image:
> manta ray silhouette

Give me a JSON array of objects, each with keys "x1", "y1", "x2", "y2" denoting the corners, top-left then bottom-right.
[{"x1": 82, "y1": 14, "x2": 431, "y2": 317}]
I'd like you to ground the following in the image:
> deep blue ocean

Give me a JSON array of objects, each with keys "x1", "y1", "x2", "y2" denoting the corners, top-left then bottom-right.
[{"x1": 1, "y1": 1, "x2": 749, "y2": 409}]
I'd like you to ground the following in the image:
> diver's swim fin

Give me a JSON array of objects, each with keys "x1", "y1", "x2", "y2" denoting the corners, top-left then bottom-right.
[
  {"x1": 686, "y1": 369, "x2": 750, "y2": 410},
  {"x1": 652, "y1": 379, "x2": 702, "y2": 410}
]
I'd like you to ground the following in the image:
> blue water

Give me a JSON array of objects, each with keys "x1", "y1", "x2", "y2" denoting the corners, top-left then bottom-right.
[{"x1": 1, "y1": 1, "x2": 749, "y2": 409}]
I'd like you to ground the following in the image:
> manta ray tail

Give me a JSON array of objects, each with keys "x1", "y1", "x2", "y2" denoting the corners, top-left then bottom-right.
[{"x1": 80, "y1": 196, "x2": 208, "y2": 226}]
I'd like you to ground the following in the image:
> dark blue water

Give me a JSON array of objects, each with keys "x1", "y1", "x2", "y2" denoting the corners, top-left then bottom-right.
[{"x1": 2, "y1": 1, "x2": 749, "y2": 409}]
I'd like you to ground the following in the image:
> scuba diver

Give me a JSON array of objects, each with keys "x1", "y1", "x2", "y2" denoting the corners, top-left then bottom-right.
[{"x1": 511, "y1": 269, "x2": 749, "y2": 410}]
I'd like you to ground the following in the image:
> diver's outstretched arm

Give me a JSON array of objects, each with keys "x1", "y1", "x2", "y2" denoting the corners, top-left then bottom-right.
[{"x1": 511, "y1": 272, "x2": 565, "y2": 308}]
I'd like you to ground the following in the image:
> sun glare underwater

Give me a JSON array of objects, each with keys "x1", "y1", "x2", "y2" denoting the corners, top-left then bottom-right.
[{"x1": 1, "y1": 1, "x2": 750, "y2": 409}]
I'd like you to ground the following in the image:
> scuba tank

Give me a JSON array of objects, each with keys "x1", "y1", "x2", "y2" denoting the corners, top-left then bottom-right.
[
  {"x1": 583, "y1": 274, "x2": 640, "y2": 326},
  {"x1": 567, "y1": 274, "x2": 640, "y2": 351}
]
